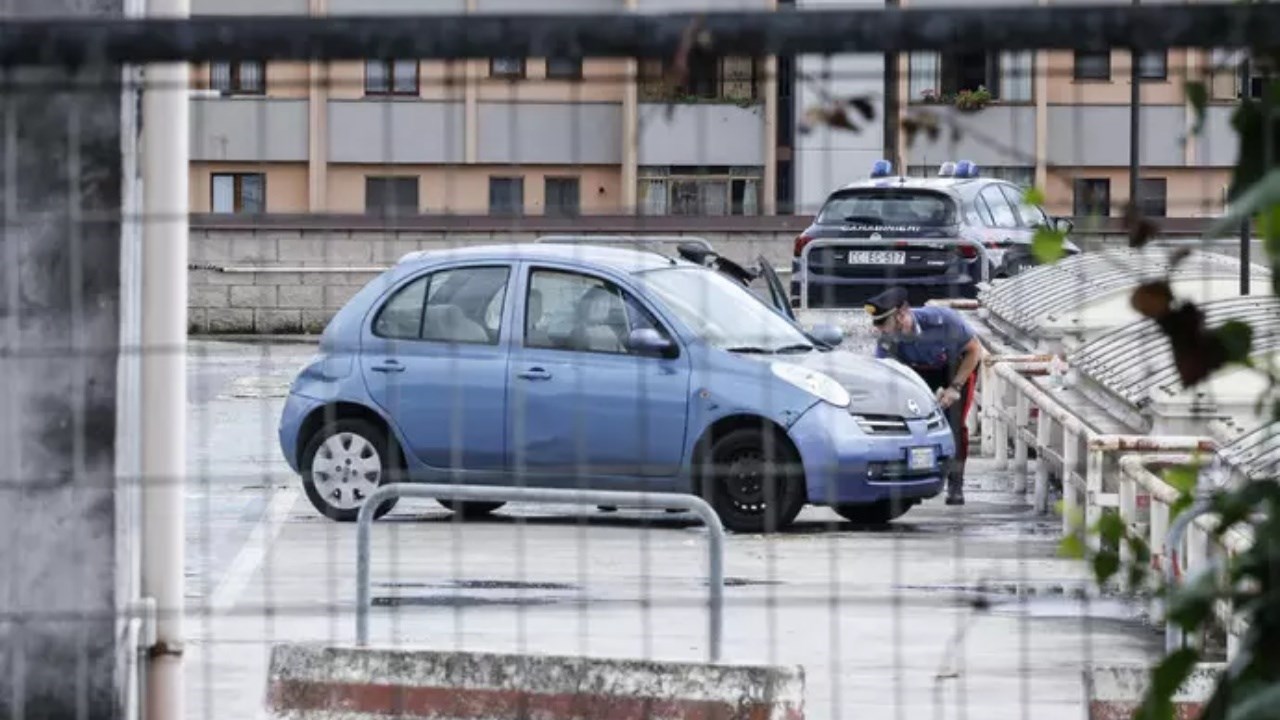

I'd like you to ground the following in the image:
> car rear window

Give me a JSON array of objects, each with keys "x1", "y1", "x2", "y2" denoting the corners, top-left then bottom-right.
[{"x1": 816, "y1": 189, "x2": 957, "y2": 227}]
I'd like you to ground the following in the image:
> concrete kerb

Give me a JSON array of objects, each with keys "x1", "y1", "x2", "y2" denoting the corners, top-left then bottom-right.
[
  {"x1": 1082, "y1": 662, "x2": 1225, "y2": 720},
  {"x1": 265, "y1": 643, "x2": 806, "y2": 720}
]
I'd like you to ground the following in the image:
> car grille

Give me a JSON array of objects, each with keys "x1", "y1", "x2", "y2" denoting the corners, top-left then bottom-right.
[
  {"x1": 853, "y1": 410, "x2": 946, "y2": 435},
  {"x1": 867, "y1": 460, "x2": 941, "y2": 482}
]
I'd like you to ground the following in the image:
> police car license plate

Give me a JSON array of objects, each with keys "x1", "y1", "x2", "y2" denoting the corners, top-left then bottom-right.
[
  {"x1": 908, "y1": 447, "x2": 935, "y2": 471},
  {"x1": 848, "y1": 250, "x2": 906, "y2": 265}
]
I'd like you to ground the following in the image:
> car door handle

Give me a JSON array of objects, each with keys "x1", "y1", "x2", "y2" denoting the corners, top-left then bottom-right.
[
  {"x1": 370, "y1": 360, "x2": 405, "y2": 373},
  {"x1": 517, "y1": 367, "x2": 553, "y2": 381}
]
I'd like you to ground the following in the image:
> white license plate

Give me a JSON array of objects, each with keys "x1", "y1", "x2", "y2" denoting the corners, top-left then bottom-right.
[
  {"x1": 848, "y1": 250, "x2": 907, "y2": 265},
  {"x1": 907, "y1": 447, "x2": 935, "y2": 471}
]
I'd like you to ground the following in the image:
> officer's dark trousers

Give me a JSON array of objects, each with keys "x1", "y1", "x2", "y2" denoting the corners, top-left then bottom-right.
[{"x1": 915, "y1": 369, "x2": 977, "y2": 482}]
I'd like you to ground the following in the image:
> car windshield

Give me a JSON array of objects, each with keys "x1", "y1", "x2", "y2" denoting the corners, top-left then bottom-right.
[
  {"x1": 634, "y1": 266, "x2": 814, "y2": 353},
  {"x1": 817, "y1": 189, "x2": 957, "y2": 227}
]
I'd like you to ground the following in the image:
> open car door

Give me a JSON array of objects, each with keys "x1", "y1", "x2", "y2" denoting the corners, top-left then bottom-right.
[{"x1": 755, "y1": 256, "x2": 797, "y2": 322}]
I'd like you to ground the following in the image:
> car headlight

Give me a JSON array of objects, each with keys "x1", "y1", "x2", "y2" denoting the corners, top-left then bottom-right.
[{"x1": 771, "y1": 362, "x2": 851, "y2": 408}]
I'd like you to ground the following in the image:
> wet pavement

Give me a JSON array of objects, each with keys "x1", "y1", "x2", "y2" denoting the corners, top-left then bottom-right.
[{"x1": 181, "y1": 337, "x2": 1163, "y2": 720}]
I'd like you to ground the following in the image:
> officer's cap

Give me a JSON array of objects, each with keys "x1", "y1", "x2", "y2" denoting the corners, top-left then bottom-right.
[{"x1": 864, "y1": 287, "x2": 909, "y2": 324}]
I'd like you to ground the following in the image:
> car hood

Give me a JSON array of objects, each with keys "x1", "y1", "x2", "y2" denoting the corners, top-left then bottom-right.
[{"x1": 773, "y1": 349, "x2": 940, "y2": 419}]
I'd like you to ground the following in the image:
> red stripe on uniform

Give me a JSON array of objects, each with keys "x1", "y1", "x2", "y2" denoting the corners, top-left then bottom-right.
[{"x1": 268, "y1": 679, "x2": 804, "y2": 720}]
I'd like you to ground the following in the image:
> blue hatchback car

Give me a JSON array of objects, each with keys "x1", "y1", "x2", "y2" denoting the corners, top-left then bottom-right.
[{"x1": 278, "y1": 243, "x2": 957, "y2": 532}]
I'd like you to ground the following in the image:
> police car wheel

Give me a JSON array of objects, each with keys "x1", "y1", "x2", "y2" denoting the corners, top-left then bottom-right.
[{"x1": 701, "y1": 427, "x2": 805, "y2": 534}]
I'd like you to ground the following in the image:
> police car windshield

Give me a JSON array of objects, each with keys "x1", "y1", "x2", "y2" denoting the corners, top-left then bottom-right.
[
  {"x1": 635, "y1": 266, "x2": 813, "y2": 352},
  {"x1": 817, "y1": 189, "x2": 957, "y2": 227}
]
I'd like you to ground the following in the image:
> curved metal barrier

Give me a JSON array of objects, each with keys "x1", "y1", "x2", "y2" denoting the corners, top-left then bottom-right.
[{"x1": 355, "y1": 483, "x2": 727, "y2": 662}]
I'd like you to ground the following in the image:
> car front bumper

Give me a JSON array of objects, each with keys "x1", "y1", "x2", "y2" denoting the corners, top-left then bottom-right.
[{"x1": 788, "y1": 400, "x2": 957, "y2": 506}]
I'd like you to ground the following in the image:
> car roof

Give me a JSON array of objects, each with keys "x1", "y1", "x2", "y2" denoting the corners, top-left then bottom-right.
[
  {"x1": 395, "y1": 242, "x2": 692, "y2": 274},
  {"x1": 830, "y1": 175, "x2": 1011, "y2": 197}
]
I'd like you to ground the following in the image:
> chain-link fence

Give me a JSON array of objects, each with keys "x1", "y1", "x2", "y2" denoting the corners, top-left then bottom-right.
[{"x1": 2, "y1": 2, "x2": 1279, "y2": 719}]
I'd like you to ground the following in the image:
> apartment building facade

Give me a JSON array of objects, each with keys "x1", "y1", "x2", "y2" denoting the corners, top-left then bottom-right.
[{"x1": 189, "y1": 0, "x2": 1245, "y2": 221}]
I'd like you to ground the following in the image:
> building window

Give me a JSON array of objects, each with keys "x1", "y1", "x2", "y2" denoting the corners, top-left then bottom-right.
[
  {"x1": 637, "y1": 166, "x2": 761, "y2": 216},
  {"x1": 908, "y1": 51, "x2": 1032, "y2": 102},
  {"x1": 1074, "y1": 51, "x2": 1111, "y2": 81},
  {"x1": 545, "y1": 177, "x2": 580, "y2": 217},
  {"x1": 365, "y1": 176, "x2": 419, "y2": 216},
  {"x1": 546, "y1": 57, "x2": 583, "y2": 80},
  {"x1": 211, "y1": 173, "x2": 265, "y2": 214},
  {"x1": 638, "y1": 55, "x2": 760, "y2": 103},
  {"x1": 1137, "y1": 51, "x2": 1167, "y2": 81},
  {"x1": 210, "y1": 61, "x2": 264, "y2": 95},
  {"x1": 365, "y1": 60, "x2": 418, "y2": 95},
  {"x1": 489, "y1": 176, "x2": 524, "y2": 216},
  {"x1": 1073, "y1": 178, "x2": 1111, "y2": 217},
  {"x1": 1138, "y1": 177, "x2": 1167, "y2": 218},
  {"x1": 490, "y1": 58, "x2": 526, "y2": 79}
]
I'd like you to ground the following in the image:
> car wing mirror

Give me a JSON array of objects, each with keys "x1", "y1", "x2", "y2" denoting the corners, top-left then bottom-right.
[
  {"x1": 808, "y1": 323, "x2": 844, "y2": 347},
  {"x1": 626, "y1": 328, "x2": 676, "y2": 357},
  {"x1": 1053, "y1": 216, "x2": 1074, "y2": 234}
]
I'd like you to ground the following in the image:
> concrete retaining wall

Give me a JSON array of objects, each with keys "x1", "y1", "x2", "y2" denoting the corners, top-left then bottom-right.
[
  {"x1": 187, "y1": 221, "x2": 1250, "y2": 335},
  {"x1": 265, "y1": 643, "x2": 805, "y2": 719}
]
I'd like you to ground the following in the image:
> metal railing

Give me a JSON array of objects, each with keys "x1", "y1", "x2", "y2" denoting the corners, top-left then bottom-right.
[
  {"x1": 796, "y1": 236, "x2": 993, "y2": 311},
  {"x1": 355, "y1": 483, "x2": 727, "y2": 662}
]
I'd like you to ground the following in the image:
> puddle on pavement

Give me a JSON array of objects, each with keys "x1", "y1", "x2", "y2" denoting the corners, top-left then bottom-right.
[
  {"x1": 372, "y1": 595, "x2": 567, "y2": 608},
  {"x1": 374, "y1": 579, "x2": 578, "y2": 591},
  {"x1": 896, "y1": 582, "x2": 1148, "y2": 622}
]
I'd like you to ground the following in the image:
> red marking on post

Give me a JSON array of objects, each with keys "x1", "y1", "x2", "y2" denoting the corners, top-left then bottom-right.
[
  {"x1": 268, "y1": 680, "x2": 804, "y2": 720},
  {"x1": 1137, "y1": 495, "x2": 1150, "y2": 509}
]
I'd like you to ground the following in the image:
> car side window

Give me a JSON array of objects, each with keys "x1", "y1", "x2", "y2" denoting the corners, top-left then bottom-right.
[
  {"x1": 372, "y1": 275, "x2": 429, "y2": 339},
  {"x1": 980, "y1": 186, "x2": 1020, "y2": 229},
  {"x1": 525, "y1": 268, "x2": 669, "y2": 355},
  {"x1": 998, "y1": 184, "x2": 1050, "y2": 228},
  {"x1": 372, "y1": 265, "x2": 510, "y2": 344}
]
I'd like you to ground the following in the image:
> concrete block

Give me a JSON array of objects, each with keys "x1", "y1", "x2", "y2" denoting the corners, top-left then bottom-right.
[
  {"x1": 188, "y1": 309, "x2": 208, "y2": 335},
  {"x1": 324, "y1": 285, "x2": 361, "y2": 309},
  {"x1": 257, "y1": 272, "x2": 303, "y2": 286},
  {"x1": 302, "y1": 271, "x2": 345, "y2": 286},
  {"x1": 191, "y1": 268, "x2": 240, "y2": 285},
  {"x1": 191, "y1": 235, "x2": 233, "y2": 265},
  {"x1": 230, "y1": 285, "x2": 277, "y2": 309},
  {"x1": 230, "y1": 235, "x2": 278, "y2": 264},
  {"x1": 301, "y1": 310, "x2": 334, "y2": 334},
  {"x1": 278, "y1": 285, "x2": 324, "y2": 309},
  {"x1": 370, "y1": 239, "x2": 422, "y2": 264},
  {"x1": 265, "y1": 643, "x2": 805, "y2": 720},
  {"x1": 256, "y1": 310, "x2": 304, "y2": 334},
  {"x1": 190, "y1": 285, "x2": 229, "y2": 309},
  {"x1": 319, "y1": 239, "x2": 376, "y2": 264},
  {"x1": 278, "y1": 236, "x2": 326, "y2": 263},
  {"x1": 1083, "y1": 663, "x2": 1222, "y2": 719},
  {"x1": 207, "y1": 309, "x2": 255, "y2": 333}
]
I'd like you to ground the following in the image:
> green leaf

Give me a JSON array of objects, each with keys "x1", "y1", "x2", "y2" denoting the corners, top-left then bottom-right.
[
  {"x1": 1185, "y1": 81, "x2": 1208, "y2": 136},
  {"x1": 1222, "y1": 680, "x2": 1280, "y2": 720},
  {"x1": 1166, "y1": 570, "x2": 1219, "y2": 631},
  {"x1": 1022, "y1": 186, "x2": 1046, "y2": 206},
  {"x1": 1096, "y1": 510, "x2": 1127, "y2": 550},
  {"x1": 1210, "y1": 168, "x2": 1280, "y2": 237},
  {"x1": 1136, "y1": 647, "x2": 1200, "y2": 719},
  {"x1": 1128, "y1": 535, "x2": 1152, "y2": 566},
  {"x1": 1059, "y1": 533, "x2": 1086, "y2": 559},
  {"x1": 1163, "y1": 464, "x2": 1199, "y2": 495},
  {"x1": 1258, "y1": 204, "x2": 1280, "y2": 261},
  {"x1": 1032, "y1": 227, "x2": 1066, "y2": 264},
  {"x1": 1214, "y1": 320, "x2": 1254, "y2": 364},
  {"x1": 1093, "y1": 549, "x2": 1120, "y2": 586}
]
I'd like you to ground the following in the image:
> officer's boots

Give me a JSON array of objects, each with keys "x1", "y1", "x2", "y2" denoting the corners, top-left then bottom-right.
[{"x1": 945, "y1": 471, "x2": 965, "y2": 506}]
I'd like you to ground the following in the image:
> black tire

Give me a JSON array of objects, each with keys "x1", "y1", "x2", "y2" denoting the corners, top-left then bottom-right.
[
  {"x1": 300, "y1": 418, "x2": 401, "y2": 522},
  {"x1": 833, "y1": 499, "x2": 916, "y2": 526},
  {"x1": 700, "y1": 426, "x2": 805, "y2": 534},
  {"x1": 436, "y1": 499, "x2": 506, "y2": 518}
]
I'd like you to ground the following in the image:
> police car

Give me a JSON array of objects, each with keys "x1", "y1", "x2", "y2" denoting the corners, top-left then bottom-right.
[{"x1": 790, "y1": 160, "x2": 1080, "y2": 309}]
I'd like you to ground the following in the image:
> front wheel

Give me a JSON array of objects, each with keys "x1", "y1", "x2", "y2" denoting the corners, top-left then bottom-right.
[
  {"x1": 300, "y1": 418, "x2": 400, "y2": 522},
  {"x1": 833, "y1": 499, "x2": 916, "y2": 526},
  {"x1": 701, "y1": 427, "x2": 805, "y2": 534}
]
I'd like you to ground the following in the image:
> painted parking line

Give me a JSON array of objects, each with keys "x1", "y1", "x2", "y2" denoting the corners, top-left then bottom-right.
[{"x1": 209, "y1": 485, "x2": 300, "y2": 613}]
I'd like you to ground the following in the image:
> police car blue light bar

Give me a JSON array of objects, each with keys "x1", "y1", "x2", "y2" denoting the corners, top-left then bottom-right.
[
  {"x1": 870, "y1": 159, "x2": 893, "y2": 178},
  {"x1": 954, "y1": 160, "x2": 980, "y2": 178}
]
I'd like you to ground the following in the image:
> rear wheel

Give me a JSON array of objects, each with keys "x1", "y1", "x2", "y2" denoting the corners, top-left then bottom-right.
[
  {"x1": 701, "y1": 426, "x2": 805, "y2": 534},
  {"x1": 436, "y1": 499, "x2": 506, "y2": 518},
  {"x1": 833, "y1": 499, "x2": 916, "y2": 526},
  {"x1": 300, "y1": 418, "x2": 400, "y2": 522}
]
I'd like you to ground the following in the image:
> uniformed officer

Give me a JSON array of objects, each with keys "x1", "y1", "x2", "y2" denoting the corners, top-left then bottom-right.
[{"x1": 864, "y1": 287, "x2": 985, "y2": 505}]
